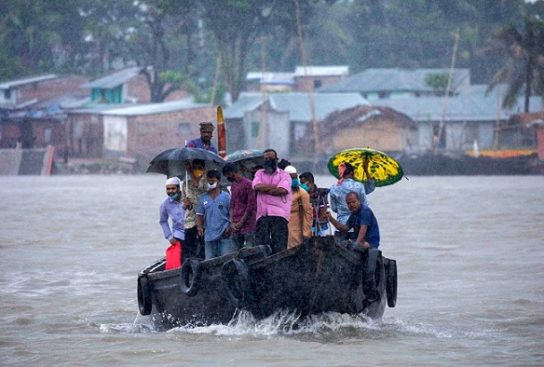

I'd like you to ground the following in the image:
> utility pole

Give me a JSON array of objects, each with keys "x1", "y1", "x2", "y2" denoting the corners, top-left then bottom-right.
[
  {"x1": 294, "y1": 0, "x2": 319, "y2": 166},
  {"x1": 434, "y1": 30, "x2": 459, "y2": 153}
]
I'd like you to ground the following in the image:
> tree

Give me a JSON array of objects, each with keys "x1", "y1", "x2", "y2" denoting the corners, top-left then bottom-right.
[
  {"x1": 198, "y1": 0, "x2": 315, "y2": 102},
  {"x1": 425, "y1": 73, "x2": 450, "y2": 95},
  {"x1": 485, "y1": 5, "x2": 544, "y2": 112}
]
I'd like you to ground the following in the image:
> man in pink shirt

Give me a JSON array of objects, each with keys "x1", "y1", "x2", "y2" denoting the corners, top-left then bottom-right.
[{"x1": 252, "y1": 149, "x2": 292, "y2": 253}]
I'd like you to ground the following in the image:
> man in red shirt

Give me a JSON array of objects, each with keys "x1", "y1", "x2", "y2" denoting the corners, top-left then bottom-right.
[{"x1": 223, "y1": 163, "x2": 257, "y2": 248}]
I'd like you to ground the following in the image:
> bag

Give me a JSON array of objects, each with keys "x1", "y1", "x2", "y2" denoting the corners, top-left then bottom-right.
[{"x1": 165, "y1": 241, "x2": 182, "y2": 270}]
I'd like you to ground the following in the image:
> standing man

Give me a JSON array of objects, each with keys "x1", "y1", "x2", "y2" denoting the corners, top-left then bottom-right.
[
  {"x1": 160, "y1": 177, "x2": 185, "y2": 263},
  {"x1": 285, "y1": 166, "x2": 313, "y2": 249},
  {"x1": 181, "y1": 159, "x2": 207, "y2": 259},
  {"x1": 327, "y1": 192, "x2": 380, "y2": 249},
  {"x1": 252, "y1": 149, "x2": 292, "y2": 253},
  {"x1": 329, "y1": 162, "x2": 370, "y2": 225},
  {"x1": 196, "y1": 170, "x2": 236, "y2": 259},
  {"x1": 186, "y1": 122, "x2": 218, "y2": 154},
  {"x1": 222, "y1": 163, "x2": 257, "y2": 248}
]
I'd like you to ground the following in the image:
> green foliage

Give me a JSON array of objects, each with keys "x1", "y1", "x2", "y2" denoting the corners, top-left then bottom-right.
[
  {"x1": 425, "y1": 73, "x2": 450, "y2": 95},
  {"x1": 0, "y1": 0, "x2": 540, "y2": 110},
  {"x1": 485, "y1": 3, "x2": 544, "y2": 111}
]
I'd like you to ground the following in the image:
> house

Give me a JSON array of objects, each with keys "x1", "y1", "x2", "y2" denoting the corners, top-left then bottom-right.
[
  {"x1": 79, "y1": 99, "x2": 216, "y2": 169},
  {"x1": 224, "y1": 92, "x2": 368, "y2": 158},
  {"x1": 0, "y1": 74, "x2": 88, "y2": 149},
  {"x1": 293, "y1": 65, "x2": 349, "y2": 92},
  {"x1": 246, "y1": 72, "x2": 295, "y2": 92},
  {"x1": 81, "y1": 67, "x2": 188, "y2": 104},
  {"x1": 374, "y1": 84, "x2": 543, "y2": 153},
  {"x1": 319, "y1": 68, "x2": 470, "y2": 100},
  {"x1": 320, "y1": 105, "x2": 417, "y2": 154}
]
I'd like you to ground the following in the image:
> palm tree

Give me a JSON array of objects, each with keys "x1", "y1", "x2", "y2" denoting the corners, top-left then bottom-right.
[{"x1": 485, "y1": 12, "x2": 544, "y2": 112}]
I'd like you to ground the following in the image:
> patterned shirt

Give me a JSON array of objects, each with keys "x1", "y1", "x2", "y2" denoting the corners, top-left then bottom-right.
[
  {"x1": 181, "y1": 178, "x2": 206, "y2": 229},
  {"x1": 329, "y1": 179, "x2": 369, "y2": 224}
]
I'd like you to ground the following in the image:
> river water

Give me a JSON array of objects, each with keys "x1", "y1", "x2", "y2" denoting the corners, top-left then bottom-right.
[{"x1": 0, "y1": 175, "x2": 543, "y2": 366}]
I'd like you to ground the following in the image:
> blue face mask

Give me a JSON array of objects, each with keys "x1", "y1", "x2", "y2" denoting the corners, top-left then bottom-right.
[
  {"x1": 300, "y1": 183, "x2": 310, "y2": 192},
  {"x1": 168, "y1": 192, "x2": 179, "y2": 202},
  {"x1": 291, "y1": 178, "x2": 300, "y2": 189}
]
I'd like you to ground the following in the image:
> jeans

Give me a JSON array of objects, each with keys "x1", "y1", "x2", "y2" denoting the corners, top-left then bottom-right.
[
  {"x1": 256, "y1": 216, "x2": 288, "y2": 254},
  {"x1": 205, "y1": 236, "x2": 237, "y2": 259},
  {"x1": 232, "y1": 231, "x2": 256, "y2": 248}
]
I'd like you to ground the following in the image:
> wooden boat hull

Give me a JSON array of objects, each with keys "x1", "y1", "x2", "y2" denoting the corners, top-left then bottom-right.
[{"x1": 137, "y1": 237, "x2": 395, "y2": 330}]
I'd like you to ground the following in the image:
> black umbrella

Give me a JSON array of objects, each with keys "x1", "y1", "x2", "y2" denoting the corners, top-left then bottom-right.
[
  {"x1": 225, "y1": 149, "x2": 264, "y2": 178},
  {"x1": 147, "y1": 147, "x2": 226, "y2": 178}
]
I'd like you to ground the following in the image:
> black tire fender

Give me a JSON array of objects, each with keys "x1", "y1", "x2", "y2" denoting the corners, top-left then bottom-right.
[
  {"x1": 221, "y1": 258, "x2": 252, "y2": 309},
  {"x1": 385, "y1": 258, "x2": 398, "y2": 307},
  {"x1": 179, "y1": 258, "x2": 202, "y2": 297},
  {"x1": 137, "y1": 275, "x2": 152, "y2": 315}
]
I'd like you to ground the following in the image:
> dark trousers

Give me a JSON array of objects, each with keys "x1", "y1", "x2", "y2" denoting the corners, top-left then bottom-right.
[
  {"x1": 184, "y1": 226, "x2": 204, "y2": 260},
  {"x1": 256, "y1": 216, "x2": 288, "y2": 254}
]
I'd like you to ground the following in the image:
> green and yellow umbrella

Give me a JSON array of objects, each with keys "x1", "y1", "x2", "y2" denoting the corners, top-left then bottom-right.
[{"x1": 327, "y1": 148, "x2": 404, "y2": 187}]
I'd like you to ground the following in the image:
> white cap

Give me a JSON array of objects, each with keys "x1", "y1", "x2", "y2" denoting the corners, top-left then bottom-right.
[
  {"x1": 284, "y1": 165, "x2": 297, "y2": 174},
  {"x1": 165, "y1": 177, "x2": 181, "y2": 186}
]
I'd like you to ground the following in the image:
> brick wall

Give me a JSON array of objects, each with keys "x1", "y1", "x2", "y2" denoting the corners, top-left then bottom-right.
[
  {"x1": 16, "y1": 75, "x2": 88, "y2": 105},
  {"x1": 331, "y1": 119, "x2": 409, "y2": 152},
  {"x1": 125, "y1": 106, "x2": 216, "y2": 167},
  {"x1": 125, "y1": 75, "x2": 151, "y2": 103}
]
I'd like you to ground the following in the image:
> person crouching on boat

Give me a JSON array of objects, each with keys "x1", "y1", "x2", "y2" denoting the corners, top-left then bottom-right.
[
  {"x1": 327, "y1": 191, "x2": 380, "y2": 250},
  {"x1": 196, "y1": 170, "x2": 236, "y2": 259},
  {"x1": 252, "y1": 149, "x2": 292, "y2": 254},
  {"x1": 160, "y1": 177, "x2": 185, "y2": 265},
  {"x1": 285, "y1": 165, "x2": 313, "y2": 248}
]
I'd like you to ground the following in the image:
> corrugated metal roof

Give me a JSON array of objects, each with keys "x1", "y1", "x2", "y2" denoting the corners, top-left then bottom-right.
[
  {"x1": 100, "y1": 98, "x2": 208, "y2": 116},
  {"x1": 294, "y1": 65, "x2": 349, "y2": 77},
  {"x1": 374, "y1": 93, "x2": 543, "y2": 122},
  {"x1": 0, "y1": 74, "x2": 58, "y2": 90},
  {"x1": 319, "y1": 68, "x2": 470, "y2": 93},
  {"x1": 81, "y1": 67, "x2": 142, "y2": 89},
  {"x1": 224, "y1": 93, "x2": 265, "y2": 119},
  {"x1": 224, "y1": 92, "x2": 368, "y2": 121},
  {"x1": 246, "y1": 72, "x2": 294, "y2": 84}
]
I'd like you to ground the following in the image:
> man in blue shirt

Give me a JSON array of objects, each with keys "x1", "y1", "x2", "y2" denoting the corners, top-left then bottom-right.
[
  {"x1": 196, "y1": 170, "x2": 236, "y2": 259},
  {"x1": 160, "y1": 177, "x2": 186, "y2": 256},
  {"x1": 186, "y1": 122, "x2": 218, "y2": 154},
  {"x1": 327, "y1": 191, "x2": 380, "y2": 249}
]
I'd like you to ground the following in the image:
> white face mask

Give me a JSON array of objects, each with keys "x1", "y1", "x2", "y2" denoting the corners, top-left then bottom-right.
[{"x1": 207, "y1": 182, "x2": 218, "y2": 190}]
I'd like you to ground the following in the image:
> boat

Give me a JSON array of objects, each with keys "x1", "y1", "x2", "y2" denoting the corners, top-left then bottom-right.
[{"x1": 137, "y1": 236, "x2": 398, "y2": 330}]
